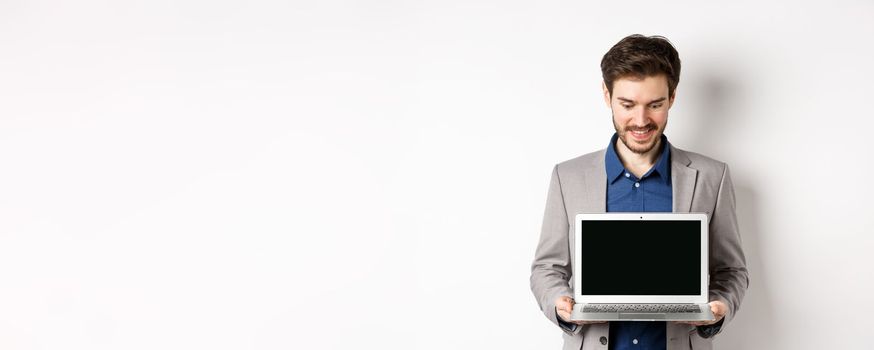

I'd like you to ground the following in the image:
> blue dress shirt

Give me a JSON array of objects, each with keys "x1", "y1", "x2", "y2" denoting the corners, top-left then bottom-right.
[{"x1": 606, "y1": 133, "x2": 671, "y2": 350}]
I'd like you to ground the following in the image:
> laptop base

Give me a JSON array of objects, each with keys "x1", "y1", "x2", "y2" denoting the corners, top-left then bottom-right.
[{"x1": 570, "y1": 303, "x2": 715, "y2": 322}]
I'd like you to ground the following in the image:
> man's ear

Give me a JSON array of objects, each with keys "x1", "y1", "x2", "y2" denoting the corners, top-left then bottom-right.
[
  {"x1": 602, "y1": 81, "x2": 611, "y2": 108},
  {"x1": 668, "y1": 87, "x2": 677, "y2": 108}
]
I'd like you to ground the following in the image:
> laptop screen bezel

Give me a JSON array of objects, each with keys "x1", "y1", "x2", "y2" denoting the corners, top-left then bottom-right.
[{"x1": 573, "y1": 213, "x2": 709, "y2": 304}]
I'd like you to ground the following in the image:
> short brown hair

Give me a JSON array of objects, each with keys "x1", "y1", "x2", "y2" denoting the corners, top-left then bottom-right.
[{"x1": 600, "y1": 34, "x2": 681, "y2": 98}]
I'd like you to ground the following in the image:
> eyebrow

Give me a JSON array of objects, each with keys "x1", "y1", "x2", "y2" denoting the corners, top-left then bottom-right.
[{"x1": 617, "y1": 97, "x2": 667, "y2": 105}]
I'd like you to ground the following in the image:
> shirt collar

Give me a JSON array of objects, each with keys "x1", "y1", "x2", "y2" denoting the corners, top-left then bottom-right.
[{"x1": 605, "y1": 133, "x2": 671, "y2": 184}]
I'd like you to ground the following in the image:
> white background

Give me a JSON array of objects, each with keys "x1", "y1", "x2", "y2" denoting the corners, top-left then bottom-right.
[{"x1": 1, "y1": 1, "x2": 873, "y2": 349}]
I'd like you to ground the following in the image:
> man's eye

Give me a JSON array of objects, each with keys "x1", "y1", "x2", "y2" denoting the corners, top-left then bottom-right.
[
  {"x1": 650, "y1": 104, "x2": 663, "y2": 109},
  {"x1": 622, "y1": 105, "x2": 633, "y2": 109}
]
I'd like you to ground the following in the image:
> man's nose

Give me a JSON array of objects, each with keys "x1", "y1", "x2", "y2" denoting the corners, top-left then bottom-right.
[{"x1": 630, "y1": 106, "x2": 650, "y2": 125}]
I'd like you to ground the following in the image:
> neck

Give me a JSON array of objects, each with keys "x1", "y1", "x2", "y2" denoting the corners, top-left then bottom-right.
[{"x1": 615, "y1": 137, "x2": 663, "y2": 177}]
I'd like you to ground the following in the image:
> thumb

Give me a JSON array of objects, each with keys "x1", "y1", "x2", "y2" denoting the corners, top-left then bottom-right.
[{"x1": 559, "y1": 296, "x2": 573, "y2": 311}]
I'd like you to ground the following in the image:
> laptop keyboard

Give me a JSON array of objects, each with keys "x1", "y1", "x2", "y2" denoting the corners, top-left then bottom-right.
[{"x1": 583, "y1": 304, "x2": 702, "y2": 313}]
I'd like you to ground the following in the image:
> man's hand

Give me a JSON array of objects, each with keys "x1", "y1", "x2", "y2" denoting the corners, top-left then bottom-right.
[
  {"x1": 555, "y1": 296, "x2": 607, "y2": 325},
  {"x1": 675, "y1": 300, "x2": 728, "y2": 326}
]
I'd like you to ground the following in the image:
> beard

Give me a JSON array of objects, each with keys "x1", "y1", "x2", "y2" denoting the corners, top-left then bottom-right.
[{"x1": 612, "y1": 114, "x2": 665, "y2": 155}]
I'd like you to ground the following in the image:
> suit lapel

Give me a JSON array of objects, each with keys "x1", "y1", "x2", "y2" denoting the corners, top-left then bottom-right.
[
  {"x1": 582, "y1": 150, "x2": 607, "y2": 213},
  {"x1": 671, "y1": 145, "x2": 698, "y2": 213}
]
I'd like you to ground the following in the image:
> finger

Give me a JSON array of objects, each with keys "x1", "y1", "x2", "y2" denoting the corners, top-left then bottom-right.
[{"x1": 572, "y1": 320, "x2": 607, "y2": 325}]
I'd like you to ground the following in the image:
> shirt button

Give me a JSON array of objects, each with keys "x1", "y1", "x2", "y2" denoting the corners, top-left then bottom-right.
[
  {"x1": 599, "y1": 336, "x2": 608, "y2": 345},
  {"x1": 634, "y1": 182, "x2": 640, "y2": 188},
  {"x1": 633, "y1": 338, "x2": 639, "y2": 345},
  {"x1": 625, "y1": 173, "x2": 630, "y2": 178}
]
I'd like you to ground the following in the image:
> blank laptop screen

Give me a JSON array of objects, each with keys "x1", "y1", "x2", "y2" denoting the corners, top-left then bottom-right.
[{"x1": 580, "y1": 220, "x2": 700, "y2": 295}]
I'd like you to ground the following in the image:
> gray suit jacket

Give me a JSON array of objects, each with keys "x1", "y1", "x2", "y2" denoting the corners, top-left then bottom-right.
[{"x1": 530, "y1": 145, "x2": 749, "y2": 350}]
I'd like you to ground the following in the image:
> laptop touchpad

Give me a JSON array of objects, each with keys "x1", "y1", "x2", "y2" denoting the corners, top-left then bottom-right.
[{"x1": 620, "y1": 313, "x2": 665, "y2": 320}]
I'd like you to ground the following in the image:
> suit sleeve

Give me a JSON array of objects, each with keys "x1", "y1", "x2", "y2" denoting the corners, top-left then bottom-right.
[
  {"x1": 530, "y1": 165, "x2": 580, "y2": 335},
  {"x1": 702, "y1": 164, "x2": 749, "y2": 337}
]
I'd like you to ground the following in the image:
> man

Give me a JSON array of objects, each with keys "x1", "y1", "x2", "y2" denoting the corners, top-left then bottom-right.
[{"x1": 529, "y1": 34, "x2": 749, "y2": 350}]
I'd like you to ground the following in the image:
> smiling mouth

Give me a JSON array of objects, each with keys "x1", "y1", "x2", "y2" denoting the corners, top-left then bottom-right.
[{"x1": 629, "y1": 128, "x2": 654, "y2": 141}]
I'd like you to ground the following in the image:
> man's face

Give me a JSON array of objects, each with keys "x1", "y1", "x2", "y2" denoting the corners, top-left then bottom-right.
[{"x1": 603, "y1": 74, "x2": 674, "y2": 154}]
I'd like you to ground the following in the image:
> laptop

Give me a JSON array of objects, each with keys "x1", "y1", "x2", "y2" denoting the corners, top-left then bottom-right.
[{"x1": 570, "y1": 213, "x2": 715, "y2": 322}]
